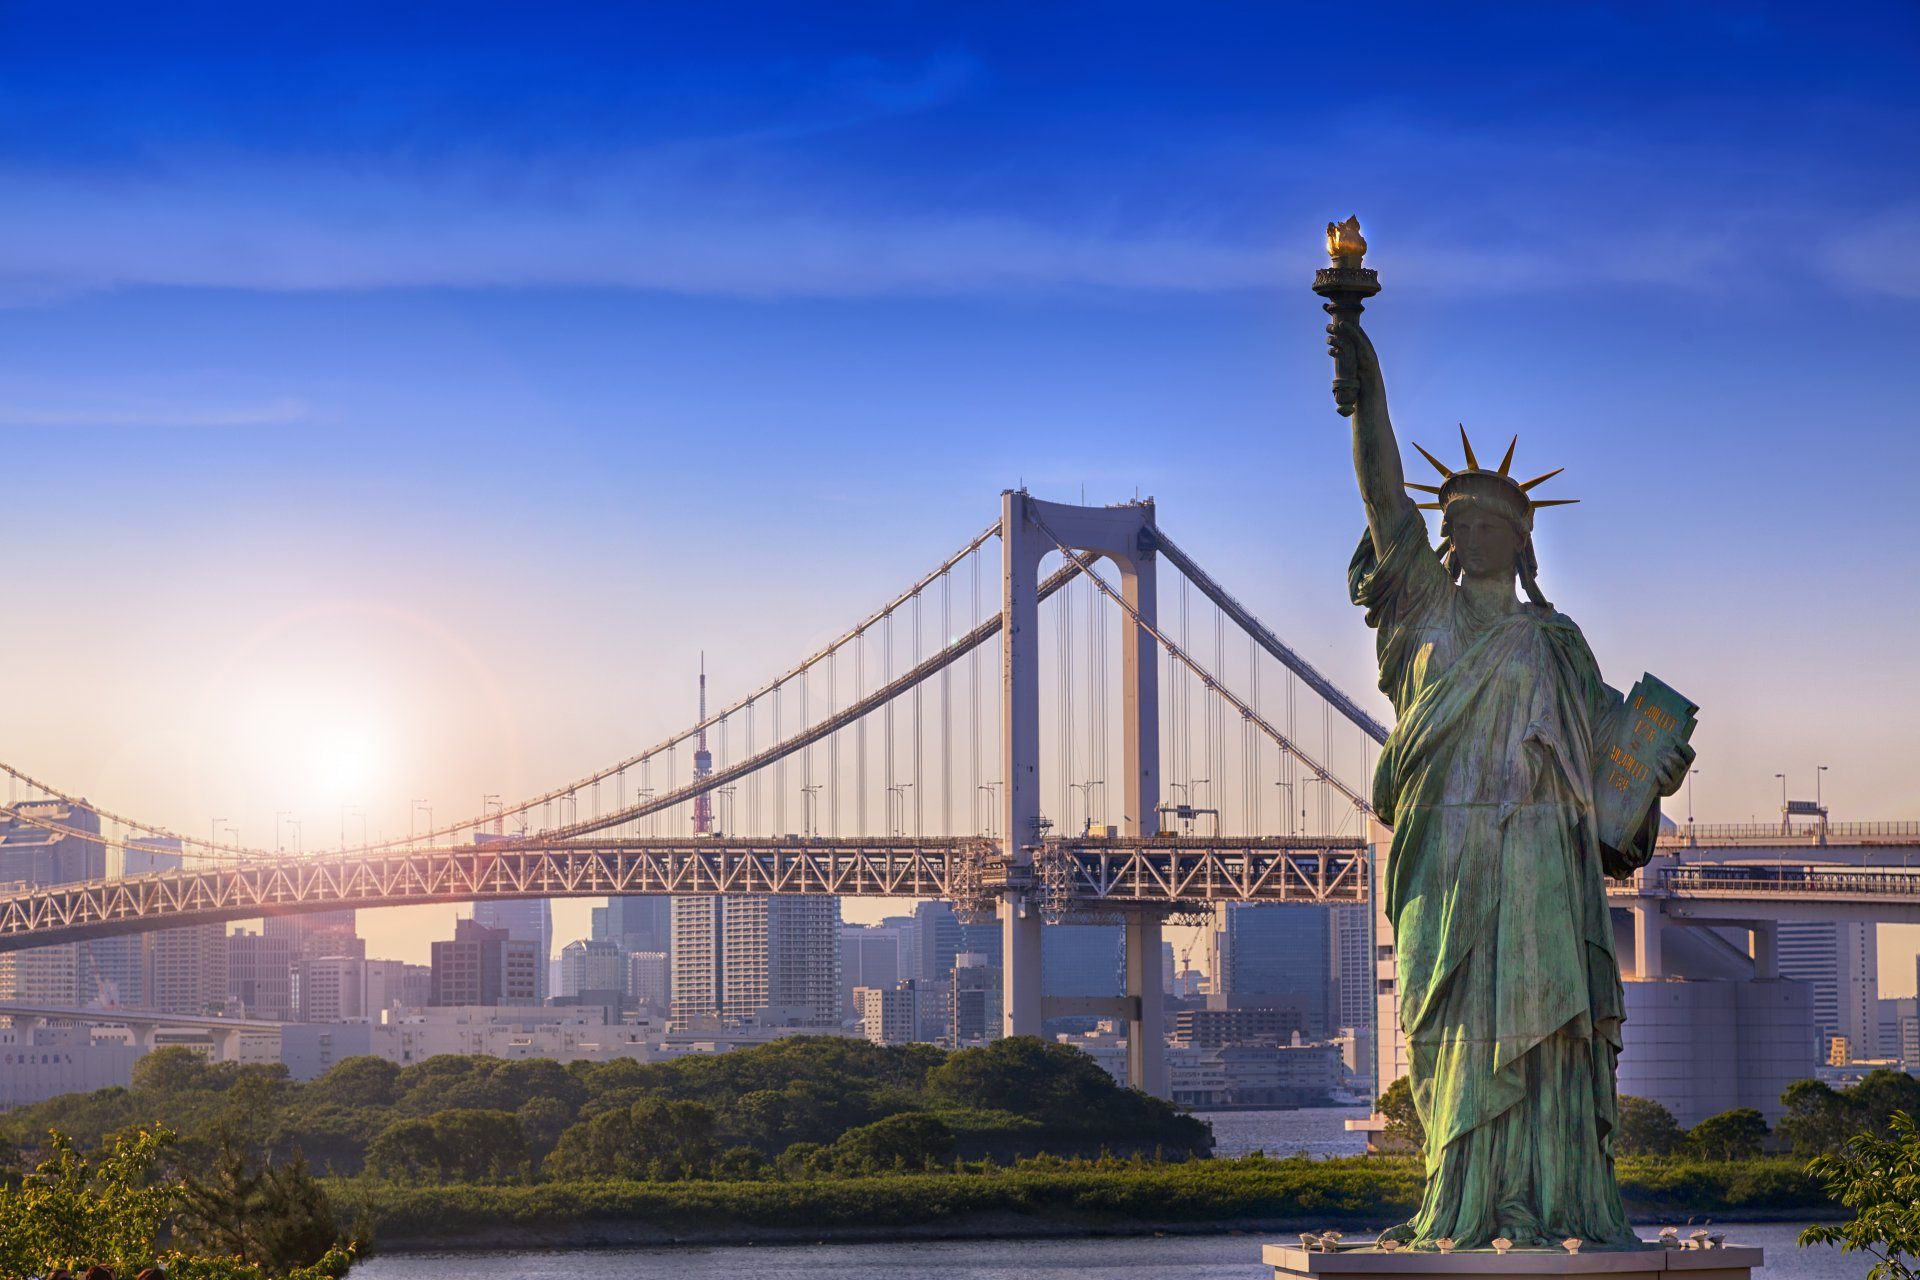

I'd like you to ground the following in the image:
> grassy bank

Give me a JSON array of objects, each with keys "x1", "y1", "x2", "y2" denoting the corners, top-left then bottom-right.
[{"x1": 328, "y1": 1156, "x2": 1828, "y2": 1252}]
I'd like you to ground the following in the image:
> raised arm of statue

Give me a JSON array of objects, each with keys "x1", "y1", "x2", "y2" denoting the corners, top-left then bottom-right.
[{"x1": 1327, "y1": 319, "x2": 1414, "y2": 557}]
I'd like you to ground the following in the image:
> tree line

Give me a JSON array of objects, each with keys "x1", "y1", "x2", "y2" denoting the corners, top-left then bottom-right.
[{"x1": 1, "y1": 1036, "x2": 1210, "y2": 1186}]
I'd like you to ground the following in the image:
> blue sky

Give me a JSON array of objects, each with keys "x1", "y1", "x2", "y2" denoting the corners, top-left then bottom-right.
[{"x1": 2, "y1": 3, "x2": 1917, "y2": 972}]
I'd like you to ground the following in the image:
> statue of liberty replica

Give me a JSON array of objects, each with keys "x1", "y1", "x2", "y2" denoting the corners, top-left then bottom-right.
[{"x1": 1316, "y1": 219, "x2": 1696, "y2": 1252}]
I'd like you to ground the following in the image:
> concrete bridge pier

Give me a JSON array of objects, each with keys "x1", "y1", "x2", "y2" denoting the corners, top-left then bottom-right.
[{"x1": 1123, "y1": 906, "x2": 1168, "y2": 1097}]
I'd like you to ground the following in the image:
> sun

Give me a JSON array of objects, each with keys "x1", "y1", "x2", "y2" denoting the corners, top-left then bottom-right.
[{"x1": 305, "y1": 723, "x2": 390, "y2": 800}]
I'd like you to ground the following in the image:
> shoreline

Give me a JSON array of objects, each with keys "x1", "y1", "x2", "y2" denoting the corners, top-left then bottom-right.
[{"x1": 365, "y1": 1209, "x2": 1823, "y2": 1255}]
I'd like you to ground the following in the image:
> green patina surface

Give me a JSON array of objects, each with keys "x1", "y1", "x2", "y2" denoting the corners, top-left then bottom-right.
[{"x1": 1324, "y1": 283, "x2": 1693, "y2": 1252}]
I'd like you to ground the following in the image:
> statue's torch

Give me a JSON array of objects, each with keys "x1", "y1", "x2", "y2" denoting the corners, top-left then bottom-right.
[{"x1": 1312, "y1": 216, "x2": 1380, "y2": 417}]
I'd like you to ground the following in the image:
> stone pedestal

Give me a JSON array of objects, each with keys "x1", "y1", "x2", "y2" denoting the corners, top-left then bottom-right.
[{"x1": 1265, "y1": 1245, "x2": 1763, "y2": 1280}]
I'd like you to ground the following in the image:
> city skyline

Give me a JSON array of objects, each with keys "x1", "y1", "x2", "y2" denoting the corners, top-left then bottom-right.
[{"x1": 1, "y1": 4, "x2": 1917, "y2": 984}]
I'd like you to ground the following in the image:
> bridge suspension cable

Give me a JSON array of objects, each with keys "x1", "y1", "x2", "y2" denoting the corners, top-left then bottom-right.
[{"x1": 1026, "y1": 508, "x2": 1374, "y2": 816}]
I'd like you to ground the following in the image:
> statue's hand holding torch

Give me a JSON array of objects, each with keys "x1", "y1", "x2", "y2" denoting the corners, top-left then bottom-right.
[{"x1": 1312, "y1": 216, "x2": 1380, "y2": 417}]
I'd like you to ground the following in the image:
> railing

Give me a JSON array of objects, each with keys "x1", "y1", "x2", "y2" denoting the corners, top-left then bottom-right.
[
  {"x1": 1659, "y1": 821, "x2": 1920, "y2": 847},
  {"x1": 1647, "y1": 865, "x2": 1920, "y2": 898}
]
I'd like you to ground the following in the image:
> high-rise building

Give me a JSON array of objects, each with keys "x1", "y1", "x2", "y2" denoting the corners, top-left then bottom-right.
[
  {"x1": 429, "y1": 918, "x2": 538, "y2": 1007},
  {"x1": 266, "y1": 911, "x2": 363, "y2": 962},
  {"x1": 145, "y1": 922, "x2": 229, "y2": 1016},
  {"x1": 1043, "y1": 923, "x2": 1124, "y2": 999},
  {"x1": 560, "y1": 939, "x2": 629, "y2": 998},
  {"x1": 912, "y1": 900, "x2": 965, "y2": 983},
  {"x1": 293, "y1": 956, "x2": 415, "y2": 1023},
  {"x1": 1777, "y1": 921, "x2": 1879, "y2": 1060},
  {"x1": 856, "y1": 981, "x2": 920, "y2": 1045},
  {"x1": 0, "y1": 801, "x2": 105, "y2": 1006},
  {"x1": 470, "y1": 831, "x2": 554, "y2": 1001},
  {"x1": 1214, "y1": 903, "x2": 1334, "y2": 1039},
  {"x1": 626, "y1": 950, "x2": 669, "y2": 1011},
  {"x1": 950, "y1": 953, "x2": 1002, "y2": 1046},
  {"x1": 227, "y1": 929, "x2": 295, "y2": 1020},
  {"x1": 0, "y1": 800, "x2": 106, "y2": 887},
  {"x1": 840, "y1": 921, "x2": 906, "y2": 1020},
  {"x1": 592, "y1": 896, "x2": 672, "y2": 955},
  {"x1": 669, "y1": 895, "x2": 840, "y2": 1029}
]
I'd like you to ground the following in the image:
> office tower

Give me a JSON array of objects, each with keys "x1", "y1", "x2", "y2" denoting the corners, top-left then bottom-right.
[
  {"x1": 429, "y1": 918, "x2": 538, "y2": 1006},
  {"x1": 266, "y1": 910, "x2": 363, "y2": 962},
  {"x1": 951, "y1": 953, "x2": 1003, "y2": 1046},
  {"x1": 669, "y1": 895, "x2": 840, "y2": 1029},
  {"x1": 1777, "y1": 921, "x2": 1879, "y2": 1060},
  {"x1": 912, "y1": 900, "x2": 965, "y2": 983},
  {"x1": 227, "y1": 929, "x2": 295, "y2": 1020},
  {"x1": 840, "y1": 921, "x2": 906, "y2": 1020},
  {"x1": 0, "y1": 801, "x2": 105, "y2": 1005},
  {"x1": 399, "y1": 963, "x2": 433, "y2": 1010},
  {"x1": 1043, "y1": 923, "x2": 1124, "y2": 998},
  {"x1": 0, "y1": 800, "x2": 106, "y2": 886},
  {"x1": 293, "y1": 956, "x2": 414, "y2": 1022},
  {"x1": 473, "y1": 898, "x2": 554, "y2": 1001},
  {"x1": 626, "y1": 950, "x2": 670, "y2": 1011},
  {"x1": 592, "y1": 896, "x2": 673, "y2": 955},
  {"x1": 145, "y1": 922, "x2": 229, "y2": 1016},
  {"x1": 1214, "y1": 903, "x2": 1333, "y2": 1038},
  {"x1": 560, "y1": 939, "x2": 629, "y2": 998}
]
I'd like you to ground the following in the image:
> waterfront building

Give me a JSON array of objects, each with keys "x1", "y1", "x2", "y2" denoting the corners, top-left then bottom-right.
[
  {"x1": 1777, "y1": 921, "x2": 1879, "y2": 1060},
  {"x1": 669, "y1": 895, "x2": 840, "y2": 1029},
  {"x1": 560, "y1": 938, "x2": 629, "y2": 998},
  {"x1": 429, "y1": 918, "x2": 539, "y2": 1007},
  {"x1": 1214, "y1": 902, "x2": 1334, "y2": 1039},
  {"x1": 1166, "y1": 1042, "x2": 1344, "y2": 1108},
  {"x1": 1043, "y1": 923, "x2": 1124, "y2": 998},
  {"x1": 1170, "y1": 1005, "x2": 1306, "y2": 1049},
  {"x1": 227, "y1": 929, "x2": 295, "y2": 1021}
]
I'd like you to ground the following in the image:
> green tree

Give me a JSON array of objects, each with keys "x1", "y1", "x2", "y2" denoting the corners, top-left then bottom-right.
[
  {"x1": 132, "y1": 1047, "x2": 218, "y2": 1095},
  {"x1": 1800, "y1": 1110, "x2": 1920, "y2": 1280},
  {"x1": 829, "y1": 1112, "x2": 954, "y2": 1174},
  {"x1": 306, "y1": 1057, "x2": 402, "y2": 1110},
  {"x1": 517, "y1": 1096, "x2": 574, "y2": 1162},
  {"x1": 1376, "y1": 1076, "x2": 1424, "y2": 1155},
  {"x1": 364, "y1": 1117, "x2": 441, "y2": 1182},
  {"x1": 1778, "y1": 1079, "x2": 1858, "y2": 1157},
  {"x1": 1687, "y1": 1107, "x2": 1769, "y2": 1161},
  {"x1": 0, "y1": 1127, "x2": 179, "y2": 1276},
  {"x1": 1613, "y1": 1095, "x2": 1685, "y2": 1156},
  {"x1": 545, "y1": 1099, "x2": 717, "y2": 1180},
  {"x1": 428, "y1": 1109, "x2": 528, "y2": 1182},
  {"x1": 172, "y1": 1134, "x2": 344, "y2": 1278},
  {"x1": 1851, "y1": 1070, "x2": 1920, "y2": 1137}
]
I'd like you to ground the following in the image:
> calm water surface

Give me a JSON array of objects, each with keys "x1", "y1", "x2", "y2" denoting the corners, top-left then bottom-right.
[{"x1": 354, "y1": 1225, "x2": 1856, "y2": 1280}]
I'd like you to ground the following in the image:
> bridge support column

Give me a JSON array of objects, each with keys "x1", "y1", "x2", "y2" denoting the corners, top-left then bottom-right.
[
  {"x1": 999, "y1": 894, "x2": 1043, "y2": 1039},
  {"x1": 1000, "y1": 490, "x2": 1045, "y2": 1040},
  {"x1": 1124, "y1": 907, "x2": 1168, "y2": 1098},
  {"x1": 1632, "y1": 902, "x2": 1666, "y2": 979},
  {"x1": 1749, "y1": 919, "x2": 1779, "y2": 981}
]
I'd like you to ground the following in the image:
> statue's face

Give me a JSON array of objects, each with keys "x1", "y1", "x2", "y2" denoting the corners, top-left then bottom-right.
[{"x1": 1448, "y1": 505, "x2": 1524, "y2": 582}]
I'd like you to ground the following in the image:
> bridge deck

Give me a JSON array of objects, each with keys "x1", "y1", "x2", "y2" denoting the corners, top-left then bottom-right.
[{"x1": 0, "y1": 835, "x2": 1370, "y2": 951}]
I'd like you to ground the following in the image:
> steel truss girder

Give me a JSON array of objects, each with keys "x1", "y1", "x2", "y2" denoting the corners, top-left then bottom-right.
[{"x1": 0, "y1": 835, "x2": 1370, "y2": 952}]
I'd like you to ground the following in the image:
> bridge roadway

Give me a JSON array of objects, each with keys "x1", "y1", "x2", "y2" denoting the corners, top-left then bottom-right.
[{"x1": 0, "y1": 834, "x2": 1369, "y2": 953}]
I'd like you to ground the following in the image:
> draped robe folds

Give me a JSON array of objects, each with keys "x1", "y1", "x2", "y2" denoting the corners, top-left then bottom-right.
[{"x1": 1350, "y1": 508, "x2": 1657, "y2": 1250}]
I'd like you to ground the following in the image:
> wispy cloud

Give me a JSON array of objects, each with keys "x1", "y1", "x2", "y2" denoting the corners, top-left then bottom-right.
[{"x1": 0, "y1": 396, "x2": 310, "y2": 428}]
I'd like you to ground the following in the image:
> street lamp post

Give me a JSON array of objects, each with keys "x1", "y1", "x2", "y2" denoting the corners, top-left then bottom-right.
[
  {"x1": 801, "y1": 784, "x2": 823, "y2": 837},
  {"x1": 1274, "y1": 782, "x2": 1294, "y2": 837},
  {"x1": 1775, "y1": 773, "x2": 1788, "y2": 835}
]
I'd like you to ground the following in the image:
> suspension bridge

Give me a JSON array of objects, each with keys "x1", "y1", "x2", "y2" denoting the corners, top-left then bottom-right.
[
  {"x1": 0, "y1": 494, "x2": 1393, "y2": 1096},
  {"x1": 4, "y1": 491, "x2": 1918, "y2": 1097}
]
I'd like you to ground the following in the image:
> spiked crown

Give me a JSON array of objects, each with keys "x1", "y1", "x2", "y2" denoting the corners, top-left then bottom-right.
[{"x1": 1406, "y1": 425, "x2": 1577, "y2": 527}]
